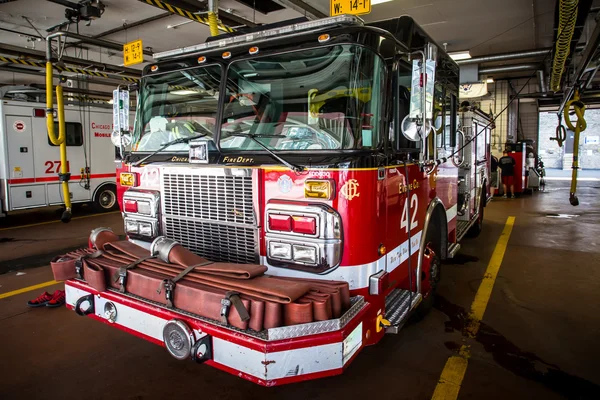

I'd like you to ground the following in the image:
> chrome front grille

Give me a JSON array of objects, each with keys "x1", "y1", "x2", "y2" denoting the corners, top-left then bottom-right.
[{"x1": 161, "y1": 167, "x2": 257, "y2": 264}]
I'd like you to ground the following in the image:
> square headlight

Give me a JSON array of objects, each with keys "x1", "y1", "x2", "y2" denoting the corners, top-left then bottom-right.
[
  {"x1": 138, "y1": 221, "x2": 153, "y2": 237},
  {"x1": 293, "y1": 244, "x2": 317, "y2": 264},
  {"x1": 125, "y1": 219, "x2": 139, "y2": 234},
  {"x1": 269, "y1": 242, "x2": 292, "y2": 260}
]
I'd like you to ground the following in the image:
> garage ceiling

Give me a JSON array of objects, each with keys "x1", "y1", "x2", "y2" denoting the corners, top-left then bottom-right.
[{"x1": 0, "y1": 0, "x2": 597, "y2": 94}]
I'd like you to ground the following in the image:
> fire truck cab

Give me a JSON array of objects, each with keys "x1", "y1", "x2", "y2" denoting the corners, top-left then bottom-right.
[{"x1": 63, "y1": 15, "x2": 489, "y2": 386}]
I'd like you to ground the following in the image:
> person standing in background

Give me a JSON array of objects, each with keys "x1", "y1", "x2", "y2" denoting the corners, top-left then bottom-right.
[
  {"x1": 490, "y1": 155, "x2": 499, "y2": 198},
  {"x1": 499, "y1": 150, "x2": 516, "y2": 198}
]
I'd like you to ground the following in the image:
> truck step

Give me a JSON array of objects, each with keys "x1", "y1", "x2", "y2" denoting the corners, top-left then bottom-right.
[
  {"x1": 384, "y1": 289, "x2": 422, "y2": 334},
  {"x1": 456, "y1": 219, "x2": 477, "y2": 241}
]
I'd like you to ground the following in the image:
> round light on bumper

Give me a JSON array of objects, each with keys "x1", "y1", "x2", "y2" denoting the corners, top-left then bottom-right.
[
  {"x1": 103, "y1": 301, "x2": 117, "y2": 323},
  {"x1": 163, "y1": 320, "x2": 195, "y2": 360}
]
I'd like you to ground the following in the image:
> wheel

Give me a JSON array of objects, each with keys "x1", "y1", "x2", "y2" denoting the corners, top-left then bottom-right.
[
  {"x1": 466, "y1": 194, "x2": 484, "y2": 238},
  {"x1": 412, "y1": 223, "x2": 442, "y2": 321},
  {"x1": 93, "y1": 185, "x2": 118, "y2": 212}
]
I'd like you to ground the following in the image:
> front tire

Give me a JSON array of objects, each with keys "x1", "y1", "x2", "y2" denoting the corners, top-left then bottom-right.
[
  {"x1": 412, "y1": 224, "x2": 442, "y2": 321},
  {"x1": 467, "y1": 193, "x2": 484, "y2": 238},
  {"x1": 93, "y1": 185, "x2": 118, "y2": 213}
]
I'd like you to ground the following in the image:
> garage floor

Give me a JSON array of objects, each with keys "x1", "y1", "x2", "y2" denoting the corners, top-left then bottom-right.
[{"x1": 1, "y1": 181, "x2": 599, "y2": 400}]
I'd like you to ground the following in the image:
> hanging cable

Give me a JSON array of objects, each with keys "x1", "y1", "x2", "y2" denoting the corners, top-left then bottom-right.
[{"x1": 562, "y1": 89, "x2": 586, "y2": 206}]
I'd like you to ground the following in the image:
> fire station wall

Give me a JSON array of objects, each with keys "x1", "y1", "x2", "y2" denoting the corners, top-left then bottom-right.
[{"x1": 476, "y1": 79, "x2": 539, "y2": 158}]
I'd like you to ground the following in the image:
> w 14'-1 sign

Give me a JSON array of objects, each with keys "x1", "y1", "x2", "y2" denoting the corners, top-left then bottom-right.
[{"x1": 331, "y1": 0, "x2": 371, "y2": 16}]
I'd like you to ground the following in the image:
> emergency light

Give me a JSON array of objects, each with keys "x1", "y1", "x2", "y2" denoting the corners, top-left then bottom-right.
[{"x1": 154, "y1": 15, "x2": 363, "y2": 61}]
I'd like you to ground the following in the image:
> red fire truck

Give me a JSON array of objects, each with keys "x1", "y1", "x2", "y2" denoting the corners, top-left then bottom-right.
[{"x1": 61, "y1": 15, "x2": 490, "y2": 386}]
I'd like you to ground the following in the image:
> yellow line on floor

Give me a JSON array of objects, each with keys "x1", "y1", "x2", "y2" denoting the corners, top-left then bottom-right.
[
  {"x1": 0, "y1": 211, "x2": 120, "y2": 232},
  {"x1": 431, "y1": 216, "x2": 516, "y2": 400},
  {"x1": 0, "y1": 280, "x2": 60, "y2": 300},
  {"x1": 466, "y1": 216, "x2": 516, "y2": 337}
]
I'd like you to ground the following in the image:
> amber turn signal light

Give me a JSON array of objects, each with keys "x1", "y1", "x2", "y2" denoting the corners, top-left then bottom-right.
[
  {"x1": 120, "y1": 172, "x2": 138, "y2": 187},
  {"x1": 304, "y1": 179, "x2": 333, "y2": 200}
]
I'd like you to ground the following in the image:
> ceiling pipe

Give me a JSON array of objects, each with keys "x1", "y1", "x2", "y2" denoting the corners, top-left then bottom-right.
[
  {"x1": 479, "y1": 63, "x2": 540, "y2": 74},
  {"x1": 45, "y1": 31, "x2": 152, "y2": 60},
  {"x1": 0, "y1": 65, "x2": 132, "y2": 86},
  {"x1": 457, "y1": 49, "x2": 550, "y2": 65},
  {"x1": 457, "y1": 44, "x2": 586, "y2": 66},
  {"x1": 272, "y1": 0, "x2": 327, "y2": 20},
  {"x1": 0, "y1": 43, "x2": 140, "y2": 75},
  {"x1": 537, "y1": 69, "x2": 547, "y2": 94}
]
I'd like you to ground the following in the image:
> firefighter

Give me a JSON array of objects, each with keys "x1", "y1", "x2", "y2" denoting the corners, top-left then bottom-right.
[{"x1": 499, "y1": 150, "x2": 516, "y2": 198}]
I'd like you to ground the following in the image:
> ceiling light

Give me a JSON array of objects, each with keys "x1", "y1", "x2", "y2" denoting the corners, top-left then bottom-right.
[
  {"x1": 107, "y1": 99, "x2": 114, "y2": 104},
  {"x1": 449, "y1": 51, "x2": 471, "y2": 61},
  {"x1": 171, "y1": 89, "x2": 200, "y2": 95},
  {"x1": 372, "y1": 0, "x2": 394, "y2": 4},
  {"x1": 486, "y1": 78, "x2": 494, "y2": 83}
]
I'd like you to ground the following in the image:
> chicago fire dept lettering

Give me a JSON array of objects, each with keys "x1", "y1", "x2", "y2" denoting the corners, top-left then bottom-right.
[
  {"x1": 340, "y1": 179, "x2": 360, "y2": 200},
  {"x1": 171, "y1": 156, "x2": 189, "y2": 162}
]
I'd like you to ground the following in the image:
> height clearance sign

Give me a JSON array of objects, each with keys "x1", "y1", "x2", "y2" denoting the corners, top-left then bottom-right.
[
  {"x1": 123, "y1": 39, "x2": 143, "y2": 67},
  {"x1": 331, "y1": 0, "x2": 371, "y2": 16}
]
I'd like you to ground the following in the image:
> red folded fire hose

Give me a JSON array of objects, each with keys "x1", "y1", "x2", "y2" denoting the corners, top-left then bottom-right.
[{"x1": 51, "y1": 230, "x2": 350, "y2": 332}]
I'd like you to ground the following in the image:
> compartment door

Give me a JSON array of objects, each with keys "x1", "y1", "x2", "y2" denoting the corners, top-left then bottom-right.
[{"x1": 6, "y1": 116, "x2": 34, "y2": 181}]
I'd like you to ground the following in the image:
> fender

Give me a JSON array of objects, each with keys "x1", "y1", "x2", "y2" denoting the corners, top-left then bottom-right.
[{"x1": 416, "y1": 197, "x2": 448, "y2": 294}]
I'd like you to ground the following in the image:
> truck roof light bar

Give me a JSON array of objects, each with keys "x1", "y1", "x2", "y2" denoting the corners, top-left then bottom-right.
[{"x1": 153, "y1": 15, "x2": 363, "y2": 61}]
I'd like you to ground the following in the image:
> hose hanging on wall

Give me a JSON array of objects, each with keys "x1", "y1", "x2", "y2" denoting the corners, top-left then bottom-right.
[
  {"x1": 562, "y1": 90, "x2": 586, "y2": 206},
  {"x1": 550, "y1": 0, "x2": 579, "y2": 92}
]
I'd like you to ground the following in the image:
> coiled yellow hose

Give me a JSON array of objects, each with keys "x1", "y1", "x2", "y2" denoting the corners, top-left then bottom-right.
[
  {"x1": 550, "y1": 0, "x2": 579, "y2": 92},
  {"x1": 207, "y1": 11, "x2": 219, "y2": 37}
]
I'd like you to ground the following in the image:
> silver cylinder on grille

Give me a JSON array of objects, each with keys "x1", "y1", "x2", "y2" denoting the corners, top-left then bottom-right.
[
  {"x1": 150, "y1": 236, "x2": 179, "y2": 263},
  {"x1": 163, "y1": 319, "x2": 195, "y2": 360}
]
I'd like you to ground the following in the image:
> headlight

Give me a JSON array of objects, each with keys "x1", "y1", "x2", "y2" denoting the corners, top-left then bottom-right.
[
  {"x1": 293, "y1": 244, "x2": 317, "y2": 264},
  {"x1": 269, "y1": 242, "x2": 292, "y2": 260},
  {"x1": 138, "y1": 221, "x2": 153, "y2": 237},
  {"x1": 125, "y1": 218, "x2": 155, "y2": 238},
  {"x1": 125, "y1": 219, "x2": 139, "y2": 234}
]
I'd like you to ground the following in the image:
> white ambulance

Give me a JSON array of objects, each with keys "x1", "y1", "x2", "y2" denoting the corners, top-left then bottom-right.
[{"x1": 0, "y1": 87, "x2": 132, "y2": 217}]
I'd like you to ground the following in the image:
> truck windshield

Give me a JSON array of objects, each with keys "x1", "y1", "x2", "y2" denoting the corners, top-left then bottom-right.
[
  {"x1": 220, "y1": 44, "x2": 384, "y2": 151},
  {"x1": 133, "y1": 65, "x2": 222, "y2": 152}
]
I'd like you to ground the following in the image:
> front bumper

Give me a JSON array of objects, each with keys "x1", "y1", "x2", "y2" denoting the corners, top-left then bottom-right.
[{"x1": 65, "y1": 279, "x2": 368, "y2": 386}]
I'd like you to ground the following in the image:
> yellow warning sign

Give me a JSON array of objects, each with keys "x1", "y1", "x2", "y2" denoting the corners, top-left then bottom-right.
[
  {"x1": 123, "y1": 39, "x2": 144, "y2": 67},
  {"x1": 330, "y1": 0, "x2": 371, "y2": 16}
]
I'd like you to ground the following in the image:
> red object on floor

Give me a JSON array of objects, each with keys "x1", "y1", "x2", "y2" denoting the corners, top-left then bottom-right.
[
  {"x1": 27, "y1": 292, "x2": 53, "y2": 307},
  {"x1": 46, "y1": 290, "x2": 66, "y2": 308}
]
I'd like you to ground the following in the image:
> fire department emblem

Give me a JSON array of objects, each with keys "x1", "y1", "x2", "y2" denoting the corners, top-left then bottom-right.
[
  {"x1": 277, "y1": 175, "x2": 293, "y2": 193},
  {"x1": 340, "y1": 179, "x2": 360, "y2": 200}
]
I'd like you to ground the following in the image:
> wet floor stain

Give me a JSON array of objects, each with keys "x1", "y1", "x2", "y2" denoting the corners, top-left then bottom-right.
[
  {"x1": 545, "y1": 213, "x2": 580, "y2": 219},
  {"x1": 434, "y1": 296, "x2": 600, "y2": 399},
  {"x1": 0, "y1": 237, "x2": 15, "y2": 243},
  {"x1": 445, "y1": 253, "x2": 479, "y2": 265}
]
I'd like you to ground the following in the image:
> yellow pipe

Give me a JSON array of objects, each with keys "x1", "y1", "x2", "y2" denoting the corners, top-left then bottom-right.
[
  {"x1": 207, "y1": 11, "x2": 219, "y2": 37},
  {"x1": 562, "y1": 91, "x2": 586, "y2": 206},
  {"x1": 45, "y1": 61, "x2": 72, "y2": 221}
]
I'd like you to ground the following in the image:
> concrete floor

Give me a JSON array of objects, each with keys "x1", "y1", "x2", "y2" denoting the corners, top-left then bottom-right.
[{"x1": 0, "y1": 181, "x2": 599, "y2": 399}]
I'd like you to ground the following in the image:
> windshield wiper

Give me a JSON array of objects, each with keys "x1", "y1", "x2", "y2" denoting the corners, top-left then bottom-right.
[
  {"x1": 227, "y1": 133, "x2": 305, "y2": 173},
  {"x1": 132, "y1": 133, "x2": 207, "y2": 167}
]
